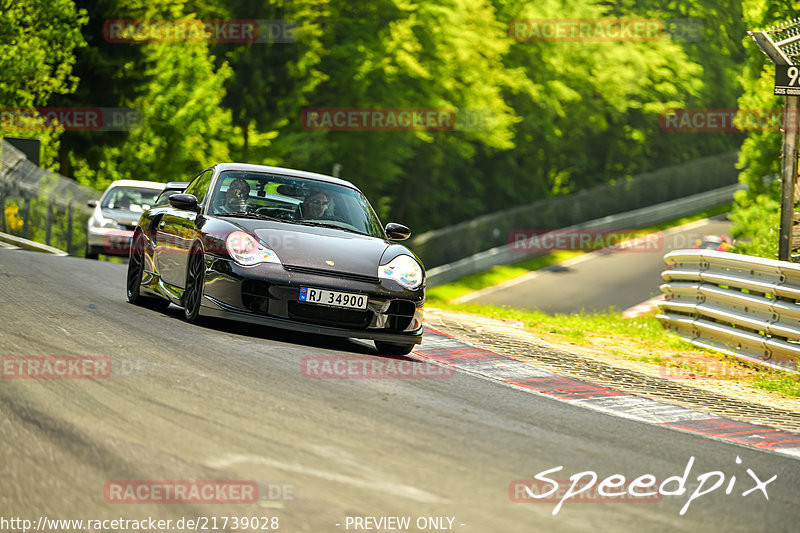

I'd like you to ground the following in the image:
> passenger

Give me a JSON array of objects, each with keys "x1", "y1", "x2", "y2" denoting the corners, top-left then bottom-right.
[{"x1": 303, "y1": 190, "x2": 330, "y2": 219}]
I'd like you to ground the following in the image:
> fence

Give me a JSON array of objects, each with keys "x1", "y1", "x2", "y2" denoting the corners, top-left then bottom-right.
[
  {"x1": 0, "y1": 139, "x2": 98, "y2": 255},
  {"x1": 425, "y1": 182, "x2": 744, "y2": 286},
  {"x1": 409, "y1": 151, "x2": 739, "y2": 269},
  {"x1": 658, "y1": 249, "x2": 800, "y2": 374}
]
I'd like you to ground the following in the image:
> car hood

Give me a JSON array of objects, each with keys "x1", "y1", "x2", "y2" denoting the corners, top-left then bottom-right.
[
  {"x1": 101, "y1": 208, "x2": 142, "y2": 226},
  {"x1": 228, "y1": 219, "x2": 391, "y2": 277}
]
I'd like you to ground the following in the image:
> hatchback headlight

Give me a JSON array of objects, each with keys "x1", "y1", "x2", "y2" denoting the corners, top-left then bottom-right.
[
  {"x1": 378, "y1": 254, "x2": 423, "y2": 289},
  {"x1": 226, "y1": 231, "x2": 281, "y2": 266},
  {"x1": 91, "y1": 212, "x2": 123, "y2": 230}
]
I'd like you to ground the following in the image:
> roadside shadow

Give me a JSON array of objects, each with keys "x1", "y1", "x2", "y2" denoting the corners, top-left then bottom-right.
[
  {"x1": 161, "y1": 305, "x2": 411, "y2": 357},
  {"x1": 542, "y1": 264, "x2": 572, "y2": 273}
]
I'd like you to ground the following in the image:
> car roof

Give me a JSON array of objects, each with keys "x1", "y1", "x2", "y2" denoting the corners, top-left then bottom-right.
[
  {"x1": 163, "y1": 181, "x2": 190, "y2": 190},
  {"x1": 213, "y1": 163, "x2": 359, "y2": 190},
  {"x1": 105, "y1": 180, "x2": 166, "y2": 190}
]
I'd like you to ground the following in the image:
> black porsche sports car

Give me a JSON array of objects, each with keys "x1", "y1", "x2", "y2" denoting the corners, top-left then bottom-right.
[{"x1": 126, "y1": 163, "x2": 425, "y2": 355}]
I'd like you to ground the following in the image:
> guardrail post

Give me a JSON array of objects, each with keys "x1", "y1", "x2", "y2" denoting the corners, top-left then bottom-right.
[
  {"x1": 46, "y1": 196, "x2": 53, "y2": 245},
  {"x1": 22, "y1": 197, "x2": 30, "y2": 238},
  {"x1": 0, "y1": 184, "x2": 5, "y2": 233},
  {"x1": 748, "y1": 21, "x2": 800, "y2": 260},
  {"x1": 779, "y1": 95, "x2": 799, "y2": 260},
  {"x1": 66, "y1": 200, "x2": 73, "y2": 255}
]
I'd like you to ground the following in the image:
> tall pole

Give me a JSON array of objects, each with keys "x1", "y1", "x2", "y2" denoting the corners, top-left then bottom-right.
[
  {"x1": 749, "y1": 22, "x2": 799, "y2": 260},
  {"x1": 779, "y1": 95, "x2": 799, "y2": 260}
]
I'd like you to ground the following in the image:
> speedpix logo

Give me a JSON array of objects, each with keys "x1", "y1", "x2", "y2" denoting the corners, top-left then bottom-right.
[{"x1": 510, "y1": 456, "x2": 776, "y2": 516}]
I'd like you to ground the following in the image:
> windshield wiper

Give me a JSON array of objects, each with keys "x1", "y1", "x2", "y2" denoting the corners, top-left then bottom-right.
[
  {"x1": 292, "y1": 220, "x2": 367, "y2": 235},
  {"x1": 216, "y1": 211, "x2": 282, "y2": 222}
]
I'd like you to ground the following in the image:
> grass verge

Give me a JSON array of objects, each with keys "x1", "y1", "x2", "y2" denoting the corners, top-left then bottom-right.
[{"x1": 428, "y1": 300, "x2": 800, "y2": 399}]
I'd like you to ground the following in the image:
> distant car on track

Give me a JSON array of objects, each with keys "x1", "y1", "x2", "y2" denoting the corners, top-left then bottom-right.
[
  {"x1": 126, "y1": 163, "x2": 425, "y2": 355},
  {"x1": 86, "y1": 180, "x2": 166, "y2": 259},
  {"x1": 693, "y1": 234, "x2": 733, "y2": 251},
  {"x1": 153, "y1": 181, "x2": 190, "y2": 207}
]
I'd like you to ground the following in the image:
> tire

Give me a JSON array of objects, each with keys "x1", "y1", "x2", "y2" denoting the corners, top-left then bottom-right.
[
  {"x1": 182, "y1": 244, "x2": 205, "y2": 324},
  {"x1": 85, "y1": 244, "x2": 99, "y2": 260},
  {"x1": 374, "y1": 341, "x2": 416, "y2": 356},
  {"x1": 127, "y1": 234, "x2": 170, "y2": 311}
]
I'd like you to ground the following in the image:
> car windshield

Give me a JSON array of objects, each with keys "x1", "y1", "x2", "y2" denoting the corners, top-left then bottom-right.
[
  {"x1": 101, "y1": 186, "x2": 162, "y2": 213},
  {"x1": 209, "y1": 170, "x2": 385, "y2": 238}
]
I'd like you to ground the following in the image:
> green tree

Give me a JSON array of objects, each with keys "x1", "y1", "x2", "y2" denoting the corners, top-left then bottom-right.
[
  {"x1": 484, "y1": 0, "x2": 712, "y2": 205},
  {"x1": 0, "y1": 0, "x2": 88, "y2": 169},
  {"x1": 71, "y1": 27, "x2": 235, "y2": 188},
  {"x1": 192, "y1": 0, "x2": 330, "y2": 162},
  {"x1": 54, "y1": 1, "x2": 235, "y2": 187},
  {"x1": 277, "y1": 0, "x2": 519, "y2": 229}
]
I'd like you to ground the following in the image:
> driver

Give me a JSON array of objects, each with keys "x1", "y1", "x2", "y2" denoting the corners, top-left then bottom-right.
[
  {"x1": 303, "y1": 190, "x2": 330, "y2": 219},
  {"x1": 224, "y1": 178, "x2": 250, "y2": 212},
  {"x1": 115, "y1": 195, "x2": 131, "y2": 210}
]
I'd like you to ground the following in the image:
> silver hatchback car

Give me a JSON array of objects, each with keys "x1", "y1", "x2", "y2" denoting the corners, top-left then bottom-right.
[{"x1": 85, "y1": 180, "x2": 165, "y2": 259}]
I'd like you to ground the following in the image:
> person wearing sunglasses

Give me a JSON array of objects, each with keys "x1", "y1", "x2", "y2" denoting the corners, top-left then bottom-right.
[
  {"x1": 303, "y1": 190, "x2": 330, "y2": 219},
  {"x1": 224, "y1": 178, "x2": 251, "y2": 212}
]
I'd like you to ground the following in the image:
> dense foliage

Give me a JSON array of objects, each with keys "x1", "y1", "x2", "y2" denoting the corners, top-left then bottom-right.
[
  {"x1": 728, "y1": 0, "x2": 800, "y2": 258},
  {"x1": 1, "y1": 0, "x2": 768, "y2": 234}
]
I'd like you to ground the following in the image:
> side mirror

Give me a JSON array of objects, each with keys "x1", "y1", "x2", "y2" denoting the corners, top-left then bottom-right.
[
  {"x1": 87, "y1": 199, "x2": 98, "y2": 208},
  {"x1": 385, "y1": 222, "x2": 411, "y2": 241},
  {"x1": 169, "y1": 193, "x2": 199, "y2": 211}
]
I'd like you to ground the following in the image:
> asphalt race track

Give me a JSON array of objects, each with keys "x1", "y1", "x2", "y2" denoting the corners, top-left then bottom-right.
[
  {"x1": 461, "y1": 217, "x2": 731, "y2": 314},
  {"x1": 1, "y1": 248, "x2": 798, "y2": 533}
]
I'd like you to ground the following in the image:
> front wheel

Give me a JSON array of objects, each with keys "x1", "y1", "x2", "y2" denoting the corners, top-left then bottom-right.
[
  {"x1": 127, "y1": 234, "x2": 170, "y2": 310},
  {"x1": 85, "y1": 244, "x2": 99, "y2": 260},
  {"x1": 183, "y1": 245, "x2": 205, "y2": 323},
  {"x1": 374, "y1": 341, "x2": 416, "y2": 356}
]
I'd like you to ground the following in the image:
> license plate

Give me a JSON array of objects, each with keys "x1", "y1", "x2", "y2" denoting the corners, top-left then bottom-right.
[{"x1": 299, "y1": 287, "x2": 368, "y2": 310}]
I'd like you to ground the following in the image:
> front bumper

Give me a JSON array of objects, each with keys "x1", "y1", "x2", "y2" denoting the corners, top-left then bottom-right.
[
  {"x1": 198, "y1": 255, "x2": 425, "y2": 344},
  {"x1": 87, "y1": 227, "x2": 134, "y2": 256}
]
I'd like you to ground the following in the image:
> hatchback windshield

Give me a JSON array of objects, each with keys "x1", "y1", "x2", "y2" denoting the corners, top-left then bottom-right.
[
  {"x1": 208, "y1": 171, "x2": 385, "y2": 238},
  {"x1": 101, "y1": 186, "x2": 162, "y2": 213}
]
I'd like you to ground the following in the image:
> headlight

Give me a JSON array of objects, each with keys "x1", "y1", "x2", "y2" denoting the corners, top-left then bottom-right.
[
  {"x1": 226, "y1": 231, "x2": 281, "y2": 266},
  {"x1": 378, "y1": 254, "x2": 423, "y2": 289},
  {"x1": 91, "y1": 212, "x2": 123, "y2": 230}
]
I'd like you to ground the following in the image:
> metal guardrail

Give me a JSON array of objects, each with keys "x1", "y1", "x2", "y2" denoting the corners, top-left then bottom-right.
[
  {"x1": 658, "y1": 250, "x2": 800, "y2": 374},
  {"x1": 426, "y1": 182, "x2": 744, "y2": 286},
  {"x1": 1, "y1": 139, "x2": 99, "y2": 255},
  {"x1": 0, "y1": 231, "x2": 69, "y2": 255},
  {"x1": 410, "y1": 151, "x2": 739, "y2": 268}
]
